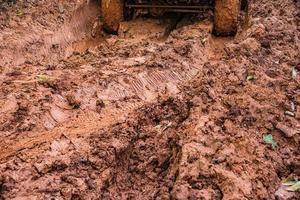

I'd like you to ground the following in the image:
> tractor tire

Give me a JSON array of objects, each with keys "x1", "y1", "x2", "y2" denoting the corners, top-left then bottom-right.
[
  {"x1": 213, "y1": 0, "x2": 240, "y2": 36},
  {"x1": 101, "y1": 0, "x2": 124, "y2": 33}
]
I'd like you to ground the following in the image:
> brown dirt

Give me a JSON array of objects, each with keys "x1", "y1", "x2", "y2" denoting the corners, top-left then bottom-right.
[{"x1": 0, "y1": 0, "x2": 299, "y2": 199}]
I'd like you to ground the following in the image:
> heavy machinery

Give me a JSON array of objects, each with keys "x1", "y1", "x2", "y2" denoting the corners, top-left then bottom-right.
[{"x1": 100, "y1": 0, "x2": 240, "y2": 36}]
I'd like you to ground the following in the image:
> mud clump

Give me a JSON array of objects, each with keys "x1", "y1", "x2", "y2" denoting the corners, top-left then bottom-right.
[
  {"x1": 90, "y1": 98, "x2": 191, "y2": 199},
  {"x1": 0, "y1": 98, "x2": 191, "y2": 199}
]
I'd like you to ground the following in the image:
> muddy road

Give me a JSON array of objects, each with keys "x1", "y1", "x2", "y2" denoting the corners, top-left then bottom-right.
[{"x1": 0, "y1": 0, "x2": 299, "y2": 199}]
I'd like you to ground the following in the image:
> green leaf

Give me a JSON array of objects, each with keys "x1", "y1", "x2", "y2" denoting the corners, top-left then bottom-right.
[
  {"x1": 37, "y1": 74, "x2": 49, "y2": 82},
  {"x1": 286, "y1": 181, "x2": 300, "y2": 192},
  {"x1": 263, "y1": 134, "x2": 277, "y2": 148}
]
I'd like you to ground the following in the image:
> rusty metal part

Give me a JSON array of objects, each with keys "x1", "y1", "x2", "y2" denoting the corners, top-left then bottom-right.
[{"x1": 125, "y1": 4, "x2": 213, "y2": 13}]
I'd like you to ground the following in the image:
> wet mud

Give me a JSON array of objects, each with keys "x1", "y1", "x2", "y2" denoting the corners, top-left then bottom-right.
[{"x1": 0, "y1": 0, "x2": 299, "y2": 199}]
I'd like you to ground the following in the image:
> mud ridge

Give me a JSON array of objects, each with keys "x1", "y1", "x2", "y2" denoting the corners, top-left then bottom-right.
[{"x1": 0, "y1": 97, "x2": 191, "y2": 199}]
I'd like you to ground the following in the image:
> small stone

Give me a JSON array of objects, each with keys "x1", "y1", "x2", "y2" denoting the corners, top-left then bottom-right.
[
  {"x1": 285, "y1": 111, "x2": 295, "y2": 117},
  {"x1": 276, "y1": 123, "x2": 299, "y2": 138},
  {"x1": 50, "y1": 106, "x2": 68, "y2": 123}
]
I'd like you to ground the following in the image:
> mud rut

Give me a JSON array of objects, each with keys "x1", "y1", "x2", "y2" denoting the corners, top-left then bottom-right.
[
  {"x1": 0, "y1": 0, "x2": 300, "y2": 199},
  {"x1": 0, "y1": 0, "x2": 216, "y2": 156}
]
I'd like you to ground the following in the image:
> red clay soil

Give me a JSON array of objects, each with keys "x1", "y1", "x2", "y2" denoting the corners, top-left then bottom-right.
[{"x1": 0, "y1": 0, "x2": 299, "y2": 199}]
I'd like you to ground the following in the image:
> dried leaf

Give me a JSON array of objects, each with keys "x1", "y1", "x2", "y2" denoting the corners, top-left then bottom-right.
[
  {"x1": 291, "y1": 68, "x2": 298, "y2": 78},
  {"x1": 16, "y1": 9, "x2": 24, "y2": 16},
  {"x1": 37, "y1": 74, "x2": 49, "y2": 82},
  {"x1": 282, "y1": 175, "x2": 295, "y2": 185},
  {"x1": 283, "y1": 181, "x2": 297, "y2": 186},
  {"x1": 246, "y1": 75, "x2": 254, "y2": 81},
  {"x1": 286, "y1": 181, "x2": 300, "y2": 192}
]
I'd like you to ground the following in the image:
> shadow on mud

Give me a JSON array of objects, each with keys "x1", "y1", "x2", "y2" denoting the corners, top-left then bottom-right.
[{"x1": 0, "y1": 0, "x2": 17, "y2": 11}]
